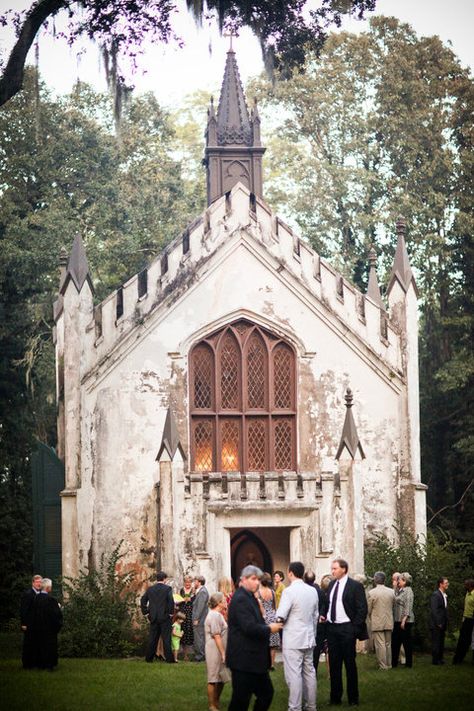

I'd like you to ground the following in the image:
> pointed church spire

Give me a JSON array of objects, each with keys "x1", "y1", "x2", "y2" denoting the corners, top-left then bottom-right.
[
  {"x1": 204, "y1": 49, "x2": 266, "y2": 205},
  {"x1": 156, "y1": 408, "x2": 186, "y2": 462},
  {"x1": 60, "y1": 234, "x2": 93, "y2": 294},
  {"x1": 335, "y1": 389, "x2": 365, "y2": 461},
  {"x1": 366, "y1": 245, "x2": 385, "y2": 310},
  {"x1": 387, "y1": 216, "x2": 418, "y2": 296},
  {"x1": 216, "y1": 48, "x2": 252, "y2": 145}
]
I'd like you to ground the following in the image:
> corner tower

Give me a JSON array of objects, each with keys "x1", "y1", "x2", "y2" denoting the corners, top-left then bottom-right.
[{"x1": 204, "y1": 48, "x2": 265, "y2": 205}]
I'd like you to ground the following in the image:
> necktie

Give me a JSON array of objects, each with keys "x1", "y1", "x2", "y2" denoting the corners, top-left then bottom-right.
[{"x1": 331, "y1": 581, "x2": 339, "y2": 622}]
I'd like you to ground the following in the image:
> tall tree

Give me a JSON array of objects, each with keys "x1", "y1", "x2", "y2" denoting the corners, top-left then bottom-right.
[
  {"x1": 253, "y1": 16, "x2": 474, "y2": 539},
  {"x1": 0, "y1": 68, "x2": 205, "y2": 619},
  {"x1": 0, "y1": 1, "x2": 376, "y2": 108}
]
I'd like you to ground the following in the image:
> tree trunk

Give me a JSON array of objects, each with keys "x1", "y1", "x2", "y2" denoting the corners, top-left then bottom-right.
[{"x1": 0, "y1": 0, "x2": 67, "y2": 108}]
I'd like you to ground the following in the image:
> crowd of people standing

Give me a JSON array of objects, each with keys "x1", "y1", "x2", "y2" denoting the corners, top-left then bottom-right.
[{"x1": 20, "y1": 564, "x2": 474, "y2": 710}]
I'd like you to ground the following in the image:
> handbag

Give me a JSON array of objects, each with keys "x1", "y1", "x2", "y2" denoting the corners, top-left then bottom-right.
[{"x1": 219, "y1": 666, "x2": 232, "y2": 683}]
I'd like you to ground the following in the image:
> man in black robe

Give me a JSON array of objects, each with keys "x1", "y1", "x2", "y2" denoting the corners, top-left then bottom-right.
[
  {"x1": 31, "y1": 578, "x2": 63, "y2": 670},
  {"x1": 20, "y1": 574, "x2": 43, "y2": 668}
]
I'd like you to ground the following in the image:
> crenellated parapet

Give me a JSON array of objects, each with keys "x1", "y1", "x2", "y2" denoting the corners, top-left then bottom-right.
[{"x1": 56, "y1": 183, "x2": 407, "y2": 388}]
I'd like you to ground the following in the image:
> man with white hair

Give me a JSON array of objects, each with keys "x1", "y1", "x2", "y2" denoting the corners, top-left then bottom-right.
[
  {"x1": 32, "y1": 578, "x2": 63, "y2": 670},
  {"x1": 226, "y1": 565, "x2": 283, "y2": 711}
]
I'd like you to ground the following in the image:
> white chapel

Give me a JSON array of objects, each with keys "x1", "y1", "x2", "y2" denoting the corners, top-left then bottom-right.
[{"x1": 54, "y1": 49, "x2": 427, "y2": 589}]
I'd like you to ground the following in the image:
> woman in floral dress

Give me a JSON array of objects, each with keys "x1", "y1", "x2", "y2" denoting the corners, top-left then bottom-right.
[
  {"x1": 179, "y1": 575, "x2": 195, "y2": 661},
  {"x1": 258, "y1": 572, "x2": 280, "y2": 670}
]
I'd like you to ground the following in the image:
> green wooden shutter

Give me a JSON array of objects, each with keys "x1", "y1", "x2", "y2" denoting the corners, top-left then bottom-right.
[{"x1": 31, "y1": 442, "x2": 64, "y2": 583}]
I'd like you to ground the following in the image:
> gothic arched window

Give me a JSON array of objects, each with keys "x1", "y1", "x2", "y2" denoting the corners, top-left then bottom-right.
[{"x1": 190, "y1": 320, "x2": 296, "y2": 472}]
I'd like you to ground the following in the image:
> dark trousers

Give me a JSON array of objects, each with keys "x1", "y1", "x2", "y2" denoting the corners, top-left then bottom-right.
[
  {"x1": 392, "y1": 621, "x2": 413, "y2": 668},
  {"x1": 431, "y1": 626, "x2": 446, "y2": 664},
  {"x1": 22, "y1": 630, "x2": 38, "y2": 669},
  {"x1": 228, "y1": 669, "x2": 274, "y2": 711},
  {"x1": 327, "y1": 622, "x2": 358, "y2": 704},
  {"x1": 313, "y1": 622, "x2": 327, "y2": 673},
  {"x1": 193, "y1": 622, "x2": 205, "y2": 661},
  {"x1": 145, "y1": 618, "x2": 172, "y2": 662},
  {"x1": 453, "y1": 617, "x2": 474, "y2": 664}
]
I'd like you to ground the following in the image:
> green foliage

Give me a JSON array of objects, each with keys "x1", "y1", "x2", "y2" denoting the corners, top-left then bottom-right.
[
  {"x1": 60, "y1": 544, "x2": 145, "y2": 658},
  {"x1": 253, "y1": 16, "x2": 474, "y2": 541},
  {"x1": 365, "y1": 531, "x2": 474, "y2": 649},
  {"x1": 0, "y1": 67, "x2": 205, "y2": 623}
]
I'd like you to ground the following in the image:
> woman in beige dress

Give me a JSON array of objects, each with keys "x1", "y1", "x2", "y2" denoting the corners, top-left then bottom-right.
[{"x1": 205, "y1": 592, "x2": 228, "y2": 711}]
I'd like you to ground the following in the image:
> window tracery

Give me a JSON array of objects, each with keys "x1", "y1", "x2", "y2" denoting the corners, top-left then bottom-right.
[{"x1": 190, "y1": 320, "x2": 296, "y2": 472}]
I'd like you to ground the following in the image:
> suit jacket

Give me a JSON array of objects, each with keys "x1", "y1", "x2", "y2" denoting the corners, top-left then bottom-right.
[
  {"x1": 226, "y1": 586, "x2": 271, "y2": 673},
  {"x1": 20, "y1": 588, "x2": 39, "y2": 627},
  {"x1": 192, "y1": 586, "x2": 209, "y2": 624},
  {"x1": 327, "y1": 577, "x2": 369, "y2": 640},
  {"x1": 276, "y1": 578, "x2": 319, "y2": 650},
  {"x1": 430, "y1": 589, "x2": 448, "y2": 630},
  {"x1": 140, "y1": 582, "x2": 174, "y2": 623},
  {"x1": 367, "y1": 584, "x2": 395, "y2": 631}
]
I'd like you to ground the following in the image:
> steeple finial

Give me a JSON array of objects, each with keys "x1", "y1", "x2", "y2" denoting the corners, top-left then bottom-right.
[
  {"x1": 366, "y1": 245, "x2": 385, "y2": 310},
  {"x1": 387, "y1": 215, "x2": 418, "y2": 296},
  {"x1": 335, "y1": 388, "x2": 365, "y2": 461},
  {"x1": 223, "y1": 28, "x2": 238, "y2": 51}
]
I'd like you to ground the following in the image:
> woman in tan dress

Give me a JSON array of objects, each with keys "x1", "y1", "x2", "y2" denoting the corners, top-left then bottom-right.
[{"x1": 205, "y1": 592, "x2": 228, "y2": 711}]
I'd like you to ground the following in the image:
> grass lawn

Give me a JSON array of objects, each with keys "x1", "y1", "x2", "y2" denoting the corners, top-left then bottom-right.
[{"x1": 1, "y1": 634, "x2": 472, "y2": 711}]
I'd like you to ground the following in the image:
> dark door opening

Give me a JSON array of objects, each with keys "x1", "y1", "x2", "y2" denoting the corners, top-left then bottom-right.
[{"x1": 231, "y1": 529, "x2": 273, "y2": 583}]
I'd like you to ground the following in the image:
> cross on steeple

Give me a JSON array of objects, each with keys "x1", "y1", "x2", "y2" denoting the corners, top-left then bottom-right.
[{"x1": 223, "y1": 28, "x2": 238, "y2": 51}]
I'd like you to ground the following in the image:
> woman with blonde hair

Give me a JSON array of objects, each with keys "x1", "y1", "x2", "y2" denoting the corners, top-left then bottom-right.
[
  {"x1": 392, "y1": 572, "x2": 414, "y2": 668},
  {"x1": 218, "y1": 577, "x2": 235, "y2": 613},
  {"x1": 205, "y1": 592, "x2": 229, "y2": 711}
]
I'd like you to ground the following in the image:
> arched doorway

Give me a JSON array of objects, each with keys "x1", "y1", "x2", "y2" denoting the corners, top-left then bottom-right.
[{"x1": 231, "y1": 529, "x2": 273, "y2": 583}]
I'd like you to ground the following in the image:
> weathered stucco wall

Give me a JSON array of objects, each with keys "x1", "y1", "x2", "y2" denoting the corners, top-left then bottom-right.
[{"x1": 58, "y1": 183, "x2": 424, "y2": 588}]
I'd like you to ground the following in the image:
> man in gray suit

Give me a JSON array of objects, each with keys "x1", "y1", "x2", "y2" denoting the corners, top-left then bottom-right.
[
  {"x1": 367, "y1": 571, "x2": 395, "y2": 669},
  {"x1": 276, "y1": 561, "x2": 319, "y2": 711},
  {"x1": 192, "y1": 575, "x2": 209, "y2": 661}
]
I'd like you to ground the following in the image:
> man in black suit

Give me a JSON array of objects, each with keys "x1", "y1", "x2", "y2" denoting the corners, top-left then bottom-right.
[
  {"x1": 430, "y1": 576, "x2": 449, "y2": 665},
  {"x1": 226, "y1": 565, "x2": 283, "y2": 711},
  {"x1": 20, "y1": 574, "x2": 43, "y2": 668},
  {"x1": 140, "y1": 570, "x2": 175, "y2": 663},
  {"x1": 326, "y1": 558, "x2": 368, "y2": 707}
]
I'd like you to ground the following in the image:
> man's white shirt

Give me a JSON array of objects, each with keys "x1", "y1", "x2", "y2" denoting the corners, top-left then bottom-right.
[{"x1": 328, "y1": 574, "x2": 350, "y2": 624}]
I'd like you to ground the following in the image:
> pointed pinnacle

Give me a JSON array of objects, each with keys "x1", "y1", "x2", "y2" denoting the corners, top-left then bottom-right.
[
  {"x1": 366, "y1": 245, "x2": 385, "y2": 309},
  {"x1": 387, "y1": 215, "x2": 418, "y2": 296}
]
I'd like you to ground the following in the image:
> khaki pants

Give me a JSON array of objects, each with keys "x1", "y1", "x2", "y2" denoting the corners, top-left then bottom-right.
[{"x1": 372, "y1": 629, "x2": 392, "y2": 669}]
